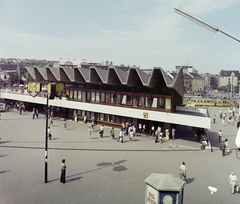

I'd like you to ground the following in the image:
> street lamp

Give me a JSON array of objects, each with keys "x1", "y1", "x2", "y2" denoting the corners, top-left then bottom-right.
[
  {"x1": 42, "y1": 86, "x2": 49, "y2": 183},
  {"x1": 174, "y1": 7, "x2": 240, "y2": 43}
]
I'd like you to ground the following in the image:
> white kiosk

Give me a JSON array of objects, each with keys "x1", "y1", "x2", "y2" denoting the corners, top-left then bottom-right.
[{"x1": 144, "y1": 173, "x2": 185, "y2": 204}]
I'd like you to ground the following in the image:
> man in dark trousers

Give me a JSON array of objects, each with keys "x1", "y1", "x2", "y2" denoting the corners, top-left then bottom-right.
[{"x1": 220, "y1": 141, "x2": 226, "y2": 156}]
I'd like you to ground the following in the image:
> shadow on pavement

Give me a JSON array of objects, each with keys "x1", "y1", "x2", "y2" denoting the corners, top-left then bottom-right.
[
  {"x1": 0, "y1": 170, "x2": 10, "y2": 174},
  {"x1": 49, "y1": 160, "x2": 127, "y2": 183},
  {"x1": 0, "y1": 154, "x2": 9, "y2": 158},
  {"x1": 0, "y1": 141, "x2": 11, "y2": 144},
  {"x1": 186, "y1": 178, "x2": 195, "y2": 184},
  {"x1": 66, "y1": 176, "x2": 83, "y2": 183}
]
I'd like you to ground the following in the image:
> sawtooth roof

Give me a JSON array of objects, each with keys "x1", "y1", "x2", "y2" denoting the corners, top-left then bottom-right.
[{"x1": 26, "y1": 66, "x2": 184, "y2": 97}]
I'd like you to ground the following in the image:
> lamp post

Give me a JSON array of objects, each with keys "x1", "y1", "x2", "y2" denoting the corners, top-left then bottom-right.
[
  {"x1": 174, "y1": 7, "x2": 240, "y2": 43},
  {"x1": 42, "y1": 86, "x2": 49, "y2": 183}
]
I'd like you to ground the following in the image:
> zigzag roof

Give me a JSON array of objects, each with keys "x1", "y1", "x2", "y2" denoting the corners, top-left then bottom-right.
[{"x1": 26, "y1": 66, "x2": 184, "y2": 97}]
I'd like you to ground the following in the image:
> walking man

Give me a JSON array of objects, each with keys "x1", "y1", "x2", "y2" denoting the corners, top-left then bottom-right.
[
  {"x1": 218, "y1": 130, "x2": 222, "y2": 142},
  {"x1": 49, "y1": 116, "x2": 54, "y2": 127},
  {"x1": 100, "y1": 125, "x2": 104, "y2": 138},
  {"x1": 138, "y1": 123, "x2": 142, "y2": 134},
  {"x1": 88, "y1": 127, "x2": 91, "y2": 139},
  {"x1": 180, "y1": 162, "x2": 188, "y2": 183},
  {"x1": 228, "y1": 172, "x2": 237, "y2": 194},
  {"x1": 220, "y1": 141, "x2": 226, "y2": 157},
  {"x1": 213, "y1": 115, "x2": 216, "y2": 123},
  {"x1": 172, "y1": 127, "x2": 176, "y2": 140}
]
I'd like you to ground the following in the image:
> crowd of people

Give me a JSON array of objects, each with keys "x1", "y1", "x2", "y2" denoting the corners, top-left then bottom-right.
[{"x1": 218, "y1": 108, "x2": 239, "y2": 126}]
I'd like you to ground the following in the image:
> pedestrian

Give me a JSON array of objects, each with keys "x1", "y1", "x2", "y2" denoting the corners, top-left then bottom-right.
[
  {"x1": 110, "y1": 127, "x2": 115, "y2": 139},
  {"x1": 32, "y1": 108, "x2": 36, "y2": 119},
  {"x1": 99, "y1": 125, "x2": 104, "y2": 138},
  {"x1": 129, "y1": 128, "x2": 134, "y2": 141},
  {"x1": 219, "y1": 109, "x2": 223, "y2": 119},
  {"x1": 49, "y1": 116, "x2": 54, "y2": 127},
  {"x1": 124, "y1": 122, "x2": 129, "y2": 136},
  {"x1": 222, "y1": 114, "x2": 225, "y2": 126},
  {"x1": 88, "y1": 127, "x2": 91, "y2": 139},
  {"x1": 224, "y1": 139, "x2": 229, "y2": 154},
  {"x1": 165, "y1": 129, "x2": 169, "y2": 141},
  {"x1": 84, "y1": 115, "x2": 87, "y2": 124},
  {"x1": 159, "y1": 131, "x2": 163, "y2": 144},
  {"x1": 179, "y1": 162, "x2": 188, "y2": 183},
  {"x1": 122, "y1": 122, "x2": 125, "y2": 131},
  {"x1": 47, "y1": 127, "x2": 51, "y2": 138},
  {"x1": 228, "y1": 172, "x2": 238, "y2": 194},
  {"x1": 218, "y1": 130, "x2": 222, "y2": 142},
  {"x1": 63, "y1": 119, "x2": 67, "y2": 129},
  {"x1": 36, "y1": 109, "x2": 39, "y2": 118},
  {"x1": 151, "y1": 125, "x2": 155, "y2": 136},
  {"x1": 143, "y1": 124, "x2": 146, "y2": 134},
  {"x1": 19, "y1": 107, "x2": 22, "y2": 115},
  {"x1": 220, "y1": 141, "x2": 226, "y2": 156},
  {"x1": 117, "y1": 128, "x2": 123, "y2": 143},
  {"x1": 75, "y1": 115, "x2": 78, "y2": 122},
  {"x1": 60, "y1": 159, "x2": 67, "y2": 184},
  {"x1": 91, "y1": 122, "x2": 94, "y2": 130},
  {"x1": 155, "y1": 130, "x2": 158, "y2": 143},
  {"x1": 213, "y1": 115, "x2": 216, "y2": 123},
  {"x1": 172, "y1": 127, "x2": 176, "y2": 140},
  {"x1": 92, "y1": 116, "x2": 95, "y2": 125},
  {"x1": 138, "y1": 123, "x2": 142, "y2": 133}
]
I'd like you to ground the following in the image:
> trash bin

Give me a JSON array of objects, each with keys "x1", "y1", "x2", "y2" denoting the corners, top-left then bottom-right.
[{"x1": 144, "y1": 173, "x2": 185, "y2": 204}]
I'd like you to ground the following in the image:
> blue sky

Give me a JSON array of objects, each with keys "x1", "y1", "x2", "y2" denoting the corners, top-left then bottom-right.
[{"x1": 0, "y1": 0, "x2": 240, "y2": 74}]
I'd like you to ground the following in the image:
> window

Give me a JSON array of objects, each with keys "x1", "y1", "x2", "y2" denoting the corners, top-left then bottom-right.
[
  {"x1": 145, "y1": 96, "x2": 151, "y2": 108},
  {"x1": 121, "y1": 95, "x2": 126, "y2": 105},
  {"x1": 74, "y1": 90, "x2": 77, "y2": 100},
  {"x1": 116, "y1": 94, "x2": 121, "y2": 104},
  {"x1": 106, "y1": 93, "x2": 110, "y2": 103},
  {"x1": 78, "y1": 110, "x2": 82, "y2": 116},
  {"x1": 69, "y1": 90, "x2": 73, "y2": 99},
  {"x1": 101, "y1": 93, "x2": 105, "y2": 102},
  {"x1": 152, "y1": 98, "x2": 157, "y2": 108},
  {"x1": 87, "y1": 92, "x2": 91, "y2": 102},
  {"x1": 111, "y1": 94, "x2": 115, "y2": 103},
  {"x1": 139, "y1": 96, "x2": 144, "y2": 107},
  {"x1": 91, "y1": 92, "x2": 95, "y2": 102},
  {"x1": 82, "y1": 91, "x2": 86, "y2": 102},
  {"x1": 78, "y1": 91, "x2": 81, "y2": 101},
  {"x1": 133, "y1": 96, "x2": 138, "y2": 107},
  {"x1": 127, "y1": 95, "x2": 132, "y2": 105},
  {"x1": 96, "y1": 92, "x2": 100, "y2": 103},
  {"x1": 65, "y1": 90, "x2": 69, "y2": 97},
  {"x1": 159, "y1": 98, "x2": 164, "y2": 108},
  {"x1": 165, "y1": 98, "x2": 171, "y2": 109}
]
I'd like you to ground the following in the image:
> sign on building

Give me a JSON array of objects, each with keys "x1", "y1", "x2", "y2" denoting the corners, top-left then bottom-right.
[
  {"x1": 27, "y1": 82, "x2": 42, "y2": 97},
  {"x1": 56, "y1": 83, "x2": 64, "y2": 97}
]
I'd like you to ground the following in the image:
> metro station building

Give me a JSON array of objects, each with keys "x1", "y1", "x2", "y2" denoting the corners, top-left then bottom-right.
[{"x1": 1, "y1": 63, "x2": 211, "y2": 134}]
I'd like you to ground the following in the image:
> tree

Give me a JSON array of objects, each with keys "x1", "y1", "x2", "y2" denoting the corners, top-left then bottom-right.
[{"x1": 9, "y1": 72, "x2": 19, "y2": 86}]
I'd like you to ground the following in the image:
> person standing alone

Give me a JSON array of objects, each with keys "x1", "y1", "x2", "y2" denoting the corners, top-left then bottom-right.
[
  {"x1": 228, "y1": 172, "x2": 237, "y2": 194},
  {"x1": 60, "y1": 159, "x2": 67, "y2": 184},
  {"x1": 179, "y1": 162, "x2": 188, "y2": 183}
]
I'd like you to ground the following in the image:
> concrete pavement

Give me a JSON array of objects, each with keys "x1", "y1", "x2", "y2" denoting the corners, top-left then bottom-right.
[{"x1": 0, "y1": 107, "x2": 239, "y2": 204}]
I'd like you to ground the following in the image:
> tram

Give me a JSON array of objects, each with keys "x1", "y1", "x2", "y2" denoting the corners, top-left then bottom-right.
[{"x1": 183, "y1": 97, "x2": 238, "y2": 107}]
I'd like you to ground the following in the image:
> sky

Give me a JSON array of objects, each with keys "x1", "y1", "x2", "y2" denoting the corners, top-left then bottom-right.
[{"x1": 0, "y1": 0, "x2": 240, "y2": 74}]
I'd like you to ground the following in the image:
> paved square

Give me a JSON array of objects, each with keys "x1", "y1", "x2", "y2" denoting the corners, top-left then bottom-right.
[{"x1": 0, "y1": 107, "x2": 239, "y2": 204}]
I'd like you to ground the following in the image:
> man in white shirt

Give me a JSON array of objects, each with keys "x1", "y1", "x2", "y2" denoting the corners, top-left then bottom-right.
[
  {"x1": 180, "y1": 162, "x2": 188, "y2": 183},
  {"x1": 218, "y1": 130, "x2": 222, "y2": 142},
  {"x1": 228, "y1": 172, "x2": 237, "y2": 194}
]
